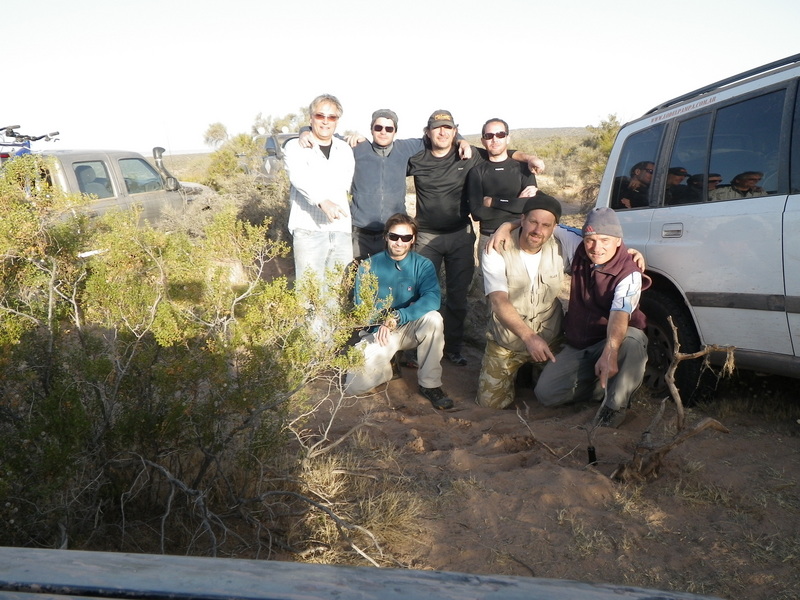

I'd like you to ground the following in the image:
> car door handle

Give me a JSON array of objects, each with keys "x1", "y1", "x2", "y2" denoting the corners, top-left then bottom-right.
[{"x1": 661, "y1": 222, "x2": 683, "y2": 238}]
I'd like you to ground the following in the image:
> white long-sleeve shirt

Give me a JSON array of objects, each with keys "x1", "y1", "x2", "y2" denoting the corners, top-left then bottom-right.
[{"x1": 284, "y1": 136, "x2": 355, "y2": 234}]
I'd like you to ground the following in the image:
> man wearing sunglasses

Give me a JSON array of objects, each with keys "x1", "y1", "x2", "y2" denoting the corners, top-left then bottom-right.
[
  {"x1": 344, "y1": 213, "x2": 453, "y2": 410},
  {"x1": 407, "y1": 110, "x2": 544, "y2": 367},
  {"x1": 350, "y1": 109, "x2": 473, "y2": 260},
  {"x1": 284, "y1": 94, "x2": 355, "y2": 290},
  {"x1": 612, "y1": 161, "x2": 654, "y2": 209},
  {"x1": 467, "y1": 118, "x2": 539, "y2": 255}
]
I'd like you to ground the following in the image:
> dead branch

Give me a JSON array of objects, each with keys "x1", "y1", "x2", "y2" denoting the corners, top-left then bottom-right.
[
  {"x1": 665, "y1": 315, "x2": 735, "y2": 431},
  {"x1": 611, "y1": 406, "x2": 730, "y2": 482}
]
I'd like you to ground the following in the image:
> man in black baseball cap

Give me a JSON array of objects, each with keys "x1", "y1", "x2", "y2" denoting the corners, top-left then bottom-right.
[{"x1": 407, "y1": 110, "x2": 545, "y2": 367}]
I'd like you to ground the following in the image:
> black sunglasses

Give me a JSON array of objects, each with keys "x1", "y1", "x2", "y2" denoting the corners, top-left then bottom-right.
[
  {"x1": 387, "y1": 232, "x2": 414, "y2": 242},
  {"x1": 373, "y1": 125, "x2": 395, "y2": 133},
  {"x1": 482, "y1": 131, "x2": 508, "y2": 140}
]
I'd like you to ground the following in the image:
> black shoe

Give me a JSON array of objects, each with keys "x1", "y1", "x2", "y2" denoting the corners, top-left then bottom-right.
[
  {"x1": 446, "y1": 352, "x2": 467, "y2": 366},
  {"x1": 593, "y1": 405, "x2": 627, "y2": 428},
  {"x1": 419, "y1": 386, "x2": 454, "y2": 410}
]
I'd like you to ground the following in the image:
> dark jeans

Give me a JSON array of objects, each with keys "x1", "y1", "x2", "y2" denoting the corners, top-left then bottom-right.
[
  {"x1": 416, "y1": 225, "x2": 476, "y2": 354},
  {"x1": 353, "y1": 227, "x2": 386, "y2": 260}
]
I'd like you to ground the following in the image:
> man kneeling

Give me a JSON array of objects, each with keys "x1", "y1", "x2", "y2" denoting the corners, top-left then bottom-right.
[
  {"x1": 535, "y1": 208, "x2": 651, "y2": 428},
  {"x1": 345, "y1": 213, "x2": 453, "y2": 409}
]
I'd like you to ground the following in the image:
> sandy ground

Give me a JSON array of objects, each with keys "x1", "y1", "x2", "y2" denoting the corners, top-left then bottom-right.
[
  {"x1": 291, "y1": 197, "x2": 799, "y2": 599},
  {"x1": 318, "y1": 357, "x2": 799, "y2": 600}
]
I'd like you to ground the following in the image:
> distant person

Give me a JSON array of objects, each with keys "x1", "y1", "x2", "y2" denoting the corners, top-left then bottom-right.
[
  {"x1": 683, "y1": 172, "x2": 722, "y2": 203},
  {"x1": 344, "y1": 213, "x2": 453, "y2": 410},
  {"x1": 466, "y1": 118, "x2": 539, "y2": 256},
  {"x1": 664, "y1": 166, "x2": 690, "y2": 205},
  {"x1": 706, "y1": 173, "x2": 723, "y2": 192},
  {"x1": 534, "y1": 208, "x2": 651, "y2": 428},
  {"x1": 709, "y1": 171, "x2": 766, "y2": 201},
  {"x1": 284, "y1": 94, "x2": 355, "y2": 289},
  {"x1": 612, "y1": 161, "x2": 653, "y2": 209}
]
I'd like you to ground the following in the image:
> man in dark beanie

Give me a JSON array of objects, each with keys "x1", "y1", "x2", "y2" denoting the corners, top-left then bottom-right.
[
  {"x1": 534, "y1": 207, "x2": 651, "y2": 428},
  {"x1": 477, "y1": 193, "x2": 582, "y2": 409}
]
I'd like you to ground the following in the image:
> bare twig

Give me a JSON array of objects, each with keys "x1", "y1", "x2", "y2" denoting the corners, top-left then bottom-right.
[{"x1": 515, "y1": 407, "x2": 558, "y2": 457}]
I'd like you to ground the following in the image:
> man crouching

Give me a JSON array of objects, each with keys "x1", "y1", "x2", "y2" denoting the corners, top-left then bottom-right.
[
  {"x1": 345, "y1": 213, "x2": 453, "y2": 410},
  {"x1": 535, "y1": 207, "x2": 651, "y2": 427}
]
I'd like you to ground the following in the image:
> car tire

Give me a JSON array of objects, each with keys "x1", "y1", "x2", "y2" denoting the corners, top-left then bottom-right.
[{"x1": 640, "y1": 288, "x2": 712, "y2": 404}]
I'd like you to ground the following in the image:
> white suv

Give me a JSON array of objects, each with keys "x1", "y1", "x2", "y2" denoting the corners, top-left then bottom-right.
[{"x1": 595, "y1": 53, "x2": 800, "y2": 394}]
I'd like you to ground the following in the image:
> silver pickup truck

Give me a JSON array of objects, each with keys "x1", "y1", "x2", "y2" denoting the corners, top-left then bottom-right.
[{"x1": 37, "y1": 146, "x2": 188, "y2": 222}]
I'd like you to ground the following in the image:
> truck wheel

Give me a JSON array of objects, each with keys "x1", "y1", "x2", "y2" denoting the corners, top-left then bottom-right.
[{"x1": 640, "y1": 289, "x2": 710, "y2": 403}]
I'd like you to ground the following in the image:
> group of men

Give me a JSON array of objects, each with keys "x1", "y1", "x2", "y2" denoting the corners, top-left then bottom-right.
[{"x1": 284, "y1": 93, "x2": 649, "y2": 427}]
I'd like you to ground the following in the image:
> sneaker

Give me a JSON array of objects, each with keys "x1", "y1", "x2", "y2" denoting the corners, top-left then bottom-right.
[
  {"x1": 446, "y1": 352, "x2": 468, "y2": 366},
  {"x1": 418, "y1": 386, "x2": 454, "y2": 410},
  {"x1": 593, "y1": 405, "x2": 627, "y2": 428}
]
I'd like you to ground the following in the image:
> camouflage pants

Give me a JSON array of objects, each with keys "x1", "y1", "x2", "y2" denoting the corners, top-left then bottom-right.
[{"x1": 476, "y1": 339, "x2": 552, "y2": 409}]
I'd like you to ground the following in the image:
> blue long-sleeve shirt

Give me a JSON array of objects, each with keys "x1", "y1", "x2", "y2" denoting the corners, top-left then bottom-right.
[{"x1": 354, "y1": 250, "x2": 440, "y2": 326}]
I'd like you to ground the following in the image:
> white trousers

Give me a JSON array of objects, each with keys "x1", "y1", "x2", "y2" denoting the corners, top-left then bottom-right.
[{"x1": 345, "y1": 311, "x2": 444, "y2": 394}]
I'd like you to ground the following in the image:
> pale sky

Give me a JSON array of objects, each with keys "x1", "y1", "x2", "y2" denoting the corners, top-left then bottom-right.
[{"x1": 5, "y1": 0, "x2": 799, "y2": 155}]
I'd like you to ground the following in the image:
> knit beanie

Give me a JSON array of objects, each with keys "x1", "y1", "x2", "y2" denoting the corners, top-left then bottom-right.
[
  {"x1": 583, "y1": 207, "x2": 623, "y2": 238},
  {"x1": 371, "y1": 109, "x2": 398, "y2": 129},
  {"x1": 522, "y1": 193, "x2": 562, "y2": 222}
]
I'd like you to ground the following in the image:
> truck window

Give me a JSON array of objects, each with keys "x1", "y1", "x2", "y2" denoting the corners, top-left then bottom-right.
[
  {"x1": 120, "y1": 158, "x2": 164, "y2": 194},
  {"x1": 610, "y1": 123, "x2": 665, "y2": 209},
  {"x1": 74, "y1": 161, "x2": 112, "y2": 198}
]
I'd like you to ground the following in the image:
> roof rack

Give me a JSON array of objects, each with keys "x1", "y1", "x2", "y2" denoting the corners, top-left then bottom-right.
[{"x1": 645, "y1": 53, "x2": 800, "y2": 115}]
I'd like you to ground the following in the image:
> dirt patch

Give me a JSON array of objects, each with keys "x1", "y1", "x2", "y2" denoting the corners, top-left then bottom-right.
[{"x1": 313, "y1": 354, "x2": 800, "y2": 600}]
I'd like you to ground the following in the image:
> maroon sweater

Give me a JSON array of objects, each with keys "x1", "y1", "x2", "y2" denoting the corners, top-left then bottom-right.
[{"x1": 564, "y1": 242, "x2": 650, "y2": 350}]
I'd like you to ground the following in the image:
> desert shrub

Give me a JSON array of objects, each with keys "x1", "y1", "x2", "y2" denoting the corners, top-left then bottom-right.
[{"x1": 0, "y1": 156, "x2": 388, "y2": 559}]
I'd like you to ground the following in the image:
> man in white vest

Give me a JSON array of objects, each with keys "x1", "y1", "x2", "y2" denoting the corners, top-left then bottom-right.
[{"x1": 476, "y1": 195, "x2": 581, "y2": 409}]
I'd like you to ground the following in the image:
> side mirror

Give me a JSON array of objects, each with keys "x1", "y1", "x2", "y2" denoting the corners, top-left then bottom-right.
[{"x1": 165, "y1": 176, "x2": 179, "y2": 192}]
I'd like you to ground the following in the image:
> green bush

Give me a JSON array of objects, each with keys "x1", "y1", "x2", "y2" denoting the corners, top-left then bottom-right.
[{"x1": 0, "y1": 155, "x2": 376, "y2": 556}]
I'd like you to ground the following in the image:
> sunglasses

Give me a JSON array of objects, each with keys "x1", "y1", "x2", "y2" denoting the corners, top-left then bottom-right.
[
  {"x1": 387, "y1": 232, "x2": 414, "y2": 242},
  {"x1": 482, "y1": 131, "x2": 508, "y2": 140},
  {"x1": 313, "y1": 113, "x2": 339, "y2": 122},
  {"x1": 373, "y1": 125, "x2": 395, "y2": 133}
]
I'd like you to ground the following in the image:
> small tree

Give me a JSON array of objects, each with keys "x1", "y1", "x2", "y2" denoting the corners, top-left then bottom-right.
[
  {"x1": 576, "y1": 114, "x2": 621, "y2": 208},
  {"x1": 203, "y1": 122, "x2": 228, "y2": 148}
]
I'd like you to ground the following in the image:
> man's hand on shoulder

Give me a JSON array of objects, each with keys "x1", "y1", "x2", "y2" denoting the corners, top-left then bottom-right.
[
  {"x1": 529, "y1": 156, "x2": 545, "y2": 174},
  {"x1": 457, "y1": 139, "x2": 473, "y2": 160},
  {"x1": 485, "y1": 221, "x2": 518, "y2": 254},
  {"x1": 345, "y1": 134, "x2": 366, "y2": 148},
  {"x1": 298, "y1": 130, "x2": 314, "y2": 149},
  {"x1": 627, "y1": 248, "x2": 646, "y2": 271}
]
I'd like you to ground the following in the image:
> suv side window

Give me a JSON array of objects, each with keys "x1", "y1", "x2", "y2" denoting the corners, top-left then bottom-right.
[
  {"x1": 120, "y1": 158, "x2": 164, "y2": 194},
  {"x1": 664, "y1": 113, "x2": 712, "y2": 205},
  {"x1": 610, "y1": 124, "x2": 665, "y2": 209},
  {"x1": 708, "y1": 90, "x2": 784, "y2": 200}
]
